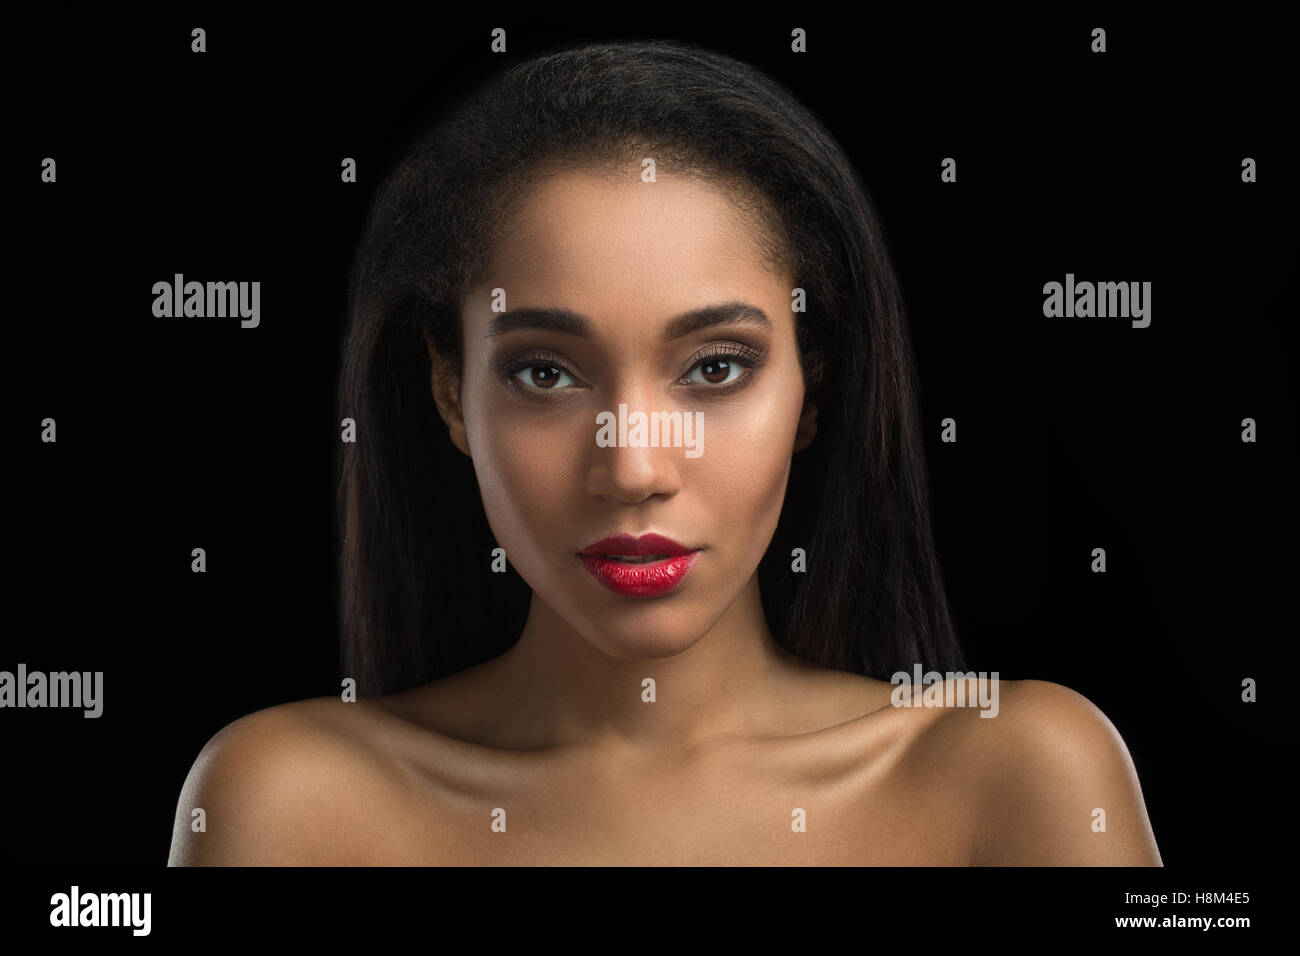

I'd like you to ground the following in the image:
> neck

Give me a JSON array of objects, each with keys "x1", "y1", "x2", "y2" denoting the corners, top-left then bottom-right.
[{"x1": 490, "y1": 574, "x2": 803, "y2": 756}]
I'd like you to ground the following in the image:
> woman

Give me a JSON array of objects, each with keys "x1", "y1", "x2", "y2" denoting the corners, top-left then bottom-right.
[{"x1": 169, "y1": 40, "x2": 1161, "y2": 865}]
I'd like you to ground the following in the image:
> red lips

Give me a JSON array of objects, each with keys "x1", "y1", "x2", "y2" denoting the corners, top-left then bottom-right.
[{"x1": 577, "y1": 533, "x2": 700, "y2": 597}]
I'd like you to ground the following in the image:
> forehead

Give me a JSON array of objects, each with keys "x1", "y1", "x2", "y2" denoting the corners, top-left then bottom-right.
[{"x1": 478, "y1": 168, "x2": 786, "y2": 312}]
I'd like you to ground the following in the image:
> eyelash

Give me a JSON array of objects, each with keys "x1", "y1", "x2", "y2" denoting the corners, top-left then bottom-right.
[{"x1": 494, "y1": 343, "x2": 767, "y2": 397}]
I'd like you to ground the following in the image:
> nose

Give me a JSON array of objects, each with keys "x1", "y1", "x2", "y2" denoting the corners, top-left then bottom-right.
[{"x1": 584, "y1": 398, "x2": 685, "y2": 504}]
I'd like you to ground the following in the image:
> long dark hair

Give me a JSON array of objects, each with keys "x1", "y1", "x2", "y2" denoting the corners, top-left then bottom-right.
[{"x1": 337, "y1": 39, "x2": 965, "y2": 696}]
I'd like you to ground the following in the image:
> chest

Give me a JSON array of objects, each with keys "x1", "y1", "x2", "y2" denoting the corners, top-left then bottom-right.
[{"x1": 372, "y1": 751, "x2": 971, "y2": 865}]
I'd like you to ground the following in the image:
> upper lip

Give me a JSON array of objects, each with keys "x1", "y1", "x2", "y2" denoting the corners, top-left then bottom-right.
[{"x1": 578, "y1": 533, "x2": 695, "y2": 556}]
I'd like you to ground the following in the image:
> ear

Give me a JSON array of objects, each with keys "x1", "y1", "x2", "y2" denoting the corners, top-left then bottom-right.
[
  {"x1": 424, "y1": 329, "x2": 472, "y2": 458},
  {"x1": 793, "y1": 374, "x2": 828, "y2": 453}
]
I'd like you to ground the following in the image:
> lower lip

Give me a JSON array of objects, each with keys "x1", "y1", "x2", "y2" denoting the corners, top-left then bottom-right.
[{"x1": 578, "y1": 552, "x2": 700, "y2": 597}]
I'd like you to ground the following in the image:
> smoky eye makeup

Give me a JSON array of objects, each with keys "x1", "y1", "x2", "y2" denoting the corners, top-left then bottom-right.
[
  {"x1": 489, "y1": 338, "x2": 771, "y2": 398},
  {"x1": 677, "y1": 341, "x2": 767, "y2": 392},
  {"x1": 489, "y1": 347, "x2": 586, "y2": 397},
  {"x1": 489, "y1": 347, "x2": 576, "y2": 379}
]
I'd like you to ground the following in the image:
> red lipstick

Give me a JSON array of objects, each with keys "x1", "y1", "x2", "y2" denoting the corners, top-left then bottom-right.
[{"x1": 577, "y1": 533, "x2": 700, "y2": 597}]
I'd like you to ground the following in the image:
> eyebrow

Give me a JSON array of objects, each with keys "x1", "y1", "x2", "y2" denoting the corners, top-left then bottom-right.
[{"x1": 484, "y1": 302, "x2": 774, "y2": 341}]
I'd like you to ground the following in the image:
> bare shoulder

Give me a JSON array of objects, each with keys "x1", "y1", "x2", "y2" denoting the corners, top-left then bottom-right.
[
  {"x1": 167, "y1": 696, "x2": 413, "y2": 866},
  {"x1": 914, "y1": 678, "x2": 1163, "y2": 865}
]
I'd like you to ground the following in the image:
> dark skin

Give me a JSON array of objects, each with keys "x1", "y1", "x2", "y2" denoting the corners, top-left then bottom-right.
[{"x1": 169, "y1": 169, "x2": 1162, "y2": 865}]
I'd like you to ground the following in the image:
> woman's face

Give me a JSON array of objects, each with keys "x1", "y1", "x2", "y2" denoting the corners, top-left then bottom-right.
[{"x1": 436, "y1": 167, "x2": 814, "y2": 660}]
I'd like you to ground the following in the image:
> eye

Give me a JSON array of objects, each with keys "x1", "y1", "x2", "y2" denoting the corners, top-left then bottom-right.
[
  {"x1": 684, "y1": 354, "x2": 748, "y2": 387},
  {"x1": 510, "y1": 362, "x2": 578, "y2": 392},
  {"x1": 679, "y1": 343, "x2": 765, "y2": 390}
]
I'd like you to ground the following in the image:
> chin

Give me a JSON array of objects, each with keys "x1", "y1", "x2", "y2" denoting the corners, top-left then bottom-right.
[{"x1": 583, "y1": 624, "x2": 705, "y2": 662}]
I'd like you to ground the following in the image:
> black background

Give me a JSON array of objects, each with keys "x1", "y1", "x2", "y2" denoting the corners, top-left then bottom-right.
[{"x1": 7, "y1": 4, "x2": 1290, "y2": 911}]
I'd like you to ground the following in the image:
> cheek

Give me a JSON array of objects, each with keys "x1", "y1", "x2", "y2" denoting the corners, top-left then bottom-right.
[
  {"x1": 695, "y1": 371, "x2": 803, "y2": 535},
  {"x1": 462, "y1": 378, "x2": 584, "y2": 558}
]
